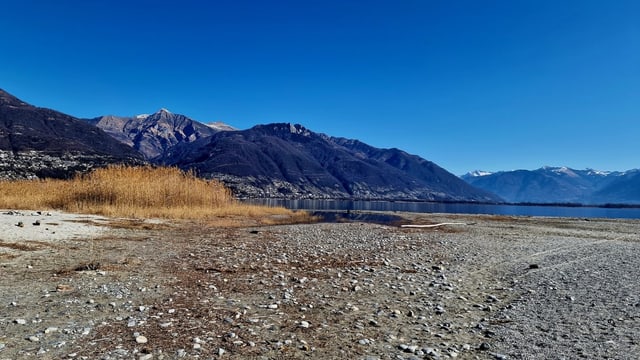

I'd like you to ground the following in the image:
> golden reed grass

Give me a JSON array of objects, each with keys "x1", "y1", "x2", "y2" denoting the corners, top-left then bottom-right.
[{"x1": 0, "y1": 165, "x2": 309, "y2": 222}]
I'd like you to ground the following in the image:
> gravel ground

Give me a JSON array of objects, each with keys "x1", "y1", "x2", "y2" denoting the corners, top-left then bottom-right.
[{"x1": 0, "y1": 211, "x2": 638, "y2": 359}]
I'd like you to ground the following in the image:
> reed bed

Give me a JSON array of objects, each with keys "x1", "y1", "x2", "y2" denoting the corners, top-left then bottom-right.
[{"x1": 0, "y1": 166, "x2": 307, "y2": 222}]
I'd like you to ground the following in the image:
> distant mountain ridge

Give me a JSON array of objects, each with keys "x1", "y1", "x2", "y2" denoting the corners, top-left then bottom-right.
[
  {"x1": 86, "y1": 109, "x2": 235, "y2": 160},
  {"x1": 159, "y1": 123, "x2": 502, "y2": 201},
  {"x1": 461, "y1": 166, "x2": 640, "y2": 204},
  {"x1": 0, "y1": 89, "x2": 144, "y2": 179}
]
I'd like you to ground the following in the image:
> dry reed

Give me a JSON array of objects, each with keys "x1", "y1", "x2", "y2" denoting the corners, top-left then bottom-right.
[{"x1": 0, "y1": 165, "x2": 307, "y2": 222}]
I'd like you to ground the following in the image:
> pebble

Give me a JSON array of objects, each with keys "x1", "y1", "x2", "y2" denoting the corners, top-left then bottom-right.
[
  {"x1": 135, "y1": 335, "x2": 148, "y2": 344},
  {"x1": 14, "y1": 318, "x2": 27, "y2": 325},
  {"x1": 218, "y1": 348, "x2": 226, "y2": 355},
  {"x1": 139, "y1": 354, "x2": 153, "y2": 360},
  {"x1": 56, "y1": 284, "x2": 74, "y2": 292},
  {"x1": 28, "y1": 336, "x2": 40, "y2": 342},
  {"x1": 45, "y1": 327, "x2": 59, "y2": 334},
  {"x1": 299, "y1": 320, "x2": 310, "y2": 328}
]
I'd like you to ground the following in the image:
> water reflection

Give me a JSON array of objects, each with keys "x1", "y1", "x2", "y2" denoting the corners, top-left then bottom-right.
[{"x1": 245, "y1": 199, "x2": 640, "y2": 220}]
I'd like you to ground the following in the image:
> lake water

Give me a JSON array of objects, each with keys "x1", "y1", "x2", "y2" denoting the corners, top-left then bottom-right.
[{"x1": 247, "y1": 199, "x2": 640, "y2": 220}]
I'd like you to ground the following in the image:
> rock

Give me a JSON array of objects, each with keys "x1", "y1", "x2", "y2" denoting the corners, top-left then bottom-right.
[
  {"x1": 358, "y1": 339, "x2": 370, "y2": 345},
  {"x1": 176, "y1": 349, "x2": 187, "y2": 357},
  {"x1": 479, "y1": 342, "x2": 491, "y2": 350},
  {"x1": 16, "y1": 221, "x2": 24, "y2": 227},
  {"x1": 529, "y1": 263, "x2": 540, "y2": 269},
  {"x1": 299, "y1": 320, "x2": 310, "y2": 329},
  {"x1": 56, "y1": 284, "x2": 74, "y2": 292},
  {"x1": 135, "y1": 335, "x2": 148, "y2": 344},
  {"x1": 45, "y1": 327, "x2": 59, "y2": 334},
  {"x1": 423, "y1": 347, "x2": 437, "y2": 355},
  {"x1": 217, "y1": 348, "x2": 226, "y2": 356},
  {"x1": 28, "y1": 335, "x2": 40, "y2": 342},
  {"x1": 14, "y1": 318, "x2": 27, "y2": 325},
  {"x1": 139, "y1": 354, "x2": 153, "y2": 360},
  {"x1": 33, "y1": 220, "x2": 41, "y2": 226}
]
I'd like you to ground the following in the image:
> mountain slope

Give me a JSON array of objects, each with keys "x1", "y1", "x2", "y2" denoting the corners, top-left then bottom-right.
[
  {"x1": 461, "y1": 167, "x2": 634, "y2": 204},
  {"x1": 0, "y1": 89, "x2": 144, "y2": 179},
  {"x1": 592, "y1": 170, "x2": 640, "y2": 204},
  {"x1": 160, "y1": 123, "x2": 502, "y2": 201},
  {"x1": 86, "y1": 109, "x2": 234, "y2": 159}
]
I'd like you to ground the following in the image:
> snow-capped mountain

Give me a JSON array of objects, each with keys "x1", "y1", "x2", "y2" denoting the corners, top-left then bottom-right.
[
  {"x1": 461, "y1": 166, "x2": 639, "y2": 204},
  {"x1": 85, "y1": 109, "x2": 234, "y2": 160},
  {"x1": 463, "y1": 170, "x2": 494, "y2": 177}
]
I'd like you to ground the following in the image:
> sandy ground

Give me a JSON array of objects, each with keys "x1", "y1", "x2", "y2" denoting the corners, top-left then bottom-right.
[
  {"x1": 0, "y1": 210, "x2": 109, "y2": 242},
  {"x1": 0, "y1": 210, "x2": 639, "y2": 359}
]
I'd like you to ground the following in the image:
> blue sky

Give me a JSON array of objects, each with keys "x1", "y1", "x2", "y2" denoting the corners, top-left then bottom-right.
[{"x1": 1, "y1": 0, "x2": 638, "y2": 175}]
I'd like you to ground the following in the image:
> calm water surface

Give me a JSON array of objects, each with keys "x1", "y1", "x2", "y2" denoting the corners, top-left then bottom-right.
[{"x1": 247, "y1": 199, "x2": 640, "y2": 220}]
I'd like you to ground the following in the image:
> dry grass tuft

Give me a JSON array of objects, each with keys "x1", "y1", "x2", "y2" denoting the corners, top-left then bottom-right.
[{"x1": 0, "y1": 165, "x2": 310, "y2": 223}]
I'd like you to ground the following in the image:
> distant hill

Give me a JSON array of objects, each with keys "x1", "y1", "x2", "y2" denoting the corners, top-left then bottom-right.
[
  {"x1": 0, "y1": 89, "x2": 144, "y2": 179},
  {"x1": 86, "y1": 109, "x2": 235, "y2": 160},
  {"x1": 591, "y1": 170, "x2": 640, "y2": 204},
  {"x1": 461, "y1": 167, "x2": 639, "y2": 204},
  {"x1": 159, "y1": 123, "x2": 502, "y2": 201}
]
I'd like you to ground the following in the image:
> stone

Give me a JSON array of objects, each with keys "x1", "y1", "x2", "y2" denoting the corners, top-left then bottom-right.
[
  {"x1": 45, "y1": 326, "x2": 59, "y2": 334},
  {"x1": 56, "y1": 284, "x2": 74, "y2": 292},
  {"x1": 14, "y1": 318, "x2": 27, "y2": 325},
  {"x1": 176, "y1": 349, "x2": 187, "y2": 357},
  {"x1": 218, "y1": 348, "x2": 226, "y2": 356},
  {"x1": 28, "y1": 335, "x2": 40, "y2": 342},
  {"x1": 139, "y1": 354, "x2": 153, "y2": 360},
  {"x1": 299, "y1": 320, "x2": 310, "y2": 329},
  {"x1": 479, "y1": 342, "x2": 491, "y2": 350},
  {"x1": 135, "y1": 335, "x2": 148, "y2": 344}
]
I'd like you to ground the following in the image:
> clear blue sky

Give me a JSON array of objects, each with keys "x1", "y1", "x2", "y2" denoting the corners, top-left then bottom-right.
[{"x1": 1, "y1": 0, "x2": 638, "y2": 175}]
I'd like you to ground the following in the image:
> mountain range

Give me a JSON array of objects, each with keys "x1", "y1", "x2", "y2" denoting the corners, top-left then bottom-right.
[
  {"x1": 2, "y1": 88, "x2": 637, "y2": 204},
  {"x1": 462, "y1": 167, "x2": 640, "y2": 204},
  {"x1": 158, "y1": 123, "x2": 500, "y2": 201},
  {"x1": 0, "y1": 89, "x2": 497, "y2": 201}
]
